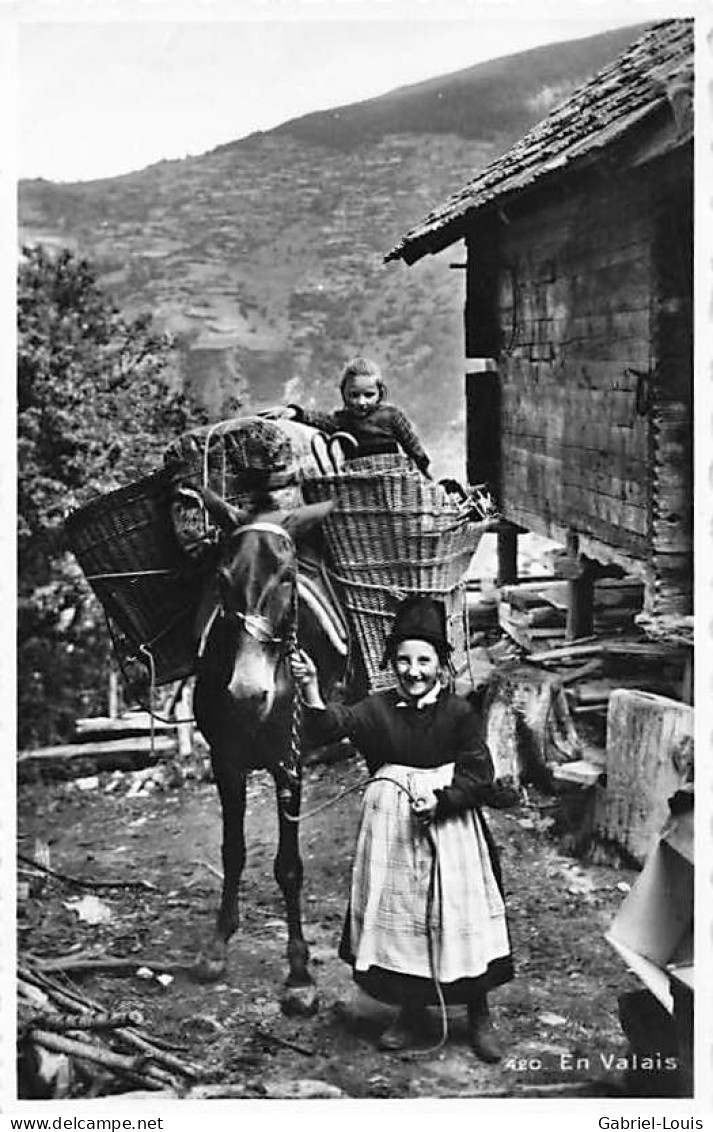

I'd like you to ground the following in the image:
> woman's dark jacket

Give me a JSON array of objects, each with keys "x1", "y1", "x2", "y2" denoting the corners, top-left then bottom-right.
[{"x1": 304, "y1": 687, "x2": 497, "y2": 822}]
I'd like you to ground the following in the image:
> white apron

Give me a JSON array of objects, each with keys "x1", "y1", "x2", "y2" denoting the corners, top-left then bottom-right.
[{"x1": 349, "y1": 763, "x2": 510, "y2": 984}]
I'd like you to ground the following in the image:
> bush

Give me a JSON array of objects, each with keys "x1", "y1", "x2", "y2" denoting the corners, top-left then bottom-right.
[{"x1": 17, "y1": 245, "x2": 205, "y2": 748}]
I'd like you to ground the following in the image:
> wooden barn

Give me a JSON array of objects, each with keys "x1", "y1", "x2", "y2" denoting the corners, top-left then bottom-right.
[{"x1": 387, "y1": 19, "x2": 693, "y2": 631}]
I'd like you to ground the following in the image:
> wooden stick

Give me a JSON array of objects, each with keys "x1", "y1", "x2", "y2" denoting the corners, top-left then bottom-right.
[
  {"x1": 558, "y1": 658, "x2": 604, "y2": 686},
  {"x1": 116, "y1": 1028, "x2": 203, "y2": 1080},
  {"x1": 19, "y1": 968, "x2": 94, "y2": 1015},
  {"x1": 254, "y1": 1025, "x2": 315, "y2": 1057},
  {"x1": 196, "y1": 857, "x2": 222, "y2": 880},
  {"x1": 25, "y1": 1010, "x2": 144, "y2": 1032},
  {"x1": 30, "y1": 1029, "x2": 160, "y2": 1077},
  {"x1": 16, "y1": 853, "x2": 157, "y2": 892},
  {"x1": 20, "y1": 968, "x2": 95, "y2": 1013},
  {"x1": 31, "y1": 954, "x2": 187, "y2": 975},
  {"x1": 132, "y1": 1030, "x2": 191, "y2": 1054}
]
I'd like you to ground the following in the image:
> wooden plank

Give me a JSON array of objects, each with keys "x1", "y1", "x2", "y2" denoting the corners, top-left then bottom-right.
[
  {"x1": 17, "y1": 736, "x2": 175, "y2": 782},
  {"x1": 502, "y1": 434, "x2": 648, "y2": 482},
  {"x1": 19, "y1": 737, "x2": 175, "y2": 758},
  {"x1": 499, "y1": 451, "x2": 648, "y2": 536},
  {"x1": 502, "y1": 424, "x2": 648, "y2": 461},
  {"x1": 571, "y1": 678, "x2": 657, "y2": 704},
  {"x1": 559, "y1": 337, "x2": 651, "y2": 364},
  {"x1": 503, "y1": 458, "x2": 648, "y2": 513},
  {"x1": 560, "y1": 485, "x2": 648, "y2": 536},
  {"x1": 528, "y1": 641, "x2": 605, "y2": 663},
  {"x1": 499, "y1": 497, "x2": 647, "y2": 557},
  {"x1": 552, "y1": 760, "x2": 605, "y2": 787},
  {"x1": 74, "y1": 714, "x2": 178, "y2": 741},
  {"x1": 562, "y1": 471, "x2": 648, "y2": 510}
]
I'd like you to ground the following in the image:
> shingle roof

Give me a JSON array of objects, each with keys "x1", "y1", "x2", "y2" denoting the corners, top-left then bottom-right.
[{"x1": 386, "y1": 19, "x2": 693, "y2": 265}]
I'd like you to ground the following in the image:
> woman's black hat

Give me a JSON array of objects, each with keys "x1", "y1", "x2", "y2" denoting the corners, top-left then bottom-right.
[{"x1": 382, "y1": 595, "x2": 451, "y2": 666}]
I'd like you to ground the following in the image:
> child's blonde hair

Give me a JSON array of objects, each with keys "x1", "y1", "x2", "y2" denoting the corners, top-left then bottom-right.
[{"x1": 339, "y1": 356, "x2": 388, "y2": 402}]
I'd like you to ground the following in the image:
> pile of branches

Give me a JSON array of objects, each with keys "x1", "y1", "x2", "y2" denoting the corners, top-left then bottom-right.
[{"x1": 18, "y1": 960, "x2": 203, "y2": 1099}]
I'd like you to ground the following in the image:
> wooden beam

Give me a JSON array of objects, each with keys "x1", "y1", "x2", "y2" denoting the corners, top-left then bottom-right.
[
  {"x1": 564, "y1": 534, "x2": 595, "y2": 642},
  {"x1": 496, "y1": 523, "x2": 519, "y2": 586}
]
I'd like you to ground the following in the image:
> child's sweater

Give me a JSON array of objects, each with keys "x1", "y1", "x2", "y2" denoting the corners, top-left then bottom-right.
[{"x1": 291, "y1": 402, "x2": 430, "y2": 472}]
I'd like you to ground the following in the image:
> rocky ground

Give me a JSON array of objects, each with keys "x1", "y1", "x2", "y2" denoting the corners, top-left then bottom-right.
[{"x1": 17, "y1": 747, "x2": 671, "y2": 1103}]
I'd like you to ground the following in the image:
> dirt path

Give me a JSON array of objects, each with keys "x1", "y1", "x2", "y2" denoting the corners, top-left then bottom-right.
[{"x1": 18, "y1": 758, "x2": 643, "y2": 1100}]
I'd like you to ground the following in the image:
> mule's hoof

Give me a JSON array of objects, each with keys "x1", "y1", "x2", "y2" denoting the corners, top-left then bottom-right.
[
  {"x1": 281, "y1": 982, "x2": 319, "y2": 1018},
  {"x1": 191, "y1": 952, "x2": 227, "y2": 984}
]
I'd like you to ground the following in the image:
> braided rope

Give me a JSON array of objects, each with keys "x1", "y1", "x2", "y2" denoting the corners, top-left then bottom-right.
[
  {"x1": 275, "y1": 573, "x2": 303, "y2": 807},
  {"x1": 289, "y1": 580, "x2": 302, "y2": 771}
]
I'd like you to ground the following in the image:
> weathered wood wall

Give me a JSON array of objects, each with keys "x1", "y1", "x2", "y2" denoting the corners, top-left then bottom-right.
[
  {"x1": 496, "y1": 174, "x2": 654, "y2": 560},
  {"x1": 465, "y1": 151, "x2": 692, "y2": 610},
  {"x1": 649, "y1": 165, "x2": 693, "y2": 615}
]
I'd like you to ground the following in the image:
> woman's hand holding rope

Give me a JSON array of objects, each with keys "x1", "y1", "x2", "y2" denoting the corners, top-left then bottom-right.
[{"x1": 290, "y1": 649, "x2": 324, "y2": 709}]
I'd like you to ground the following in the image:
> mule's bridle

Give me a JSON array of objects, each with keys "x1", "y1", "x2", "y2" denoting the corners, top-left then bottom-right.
[
  {"x1": 229, "y1": 521, "x2": 297, "y2": 649},
  {"x1": 198, "y1": 520, "x2": 297, "y2": 656}
]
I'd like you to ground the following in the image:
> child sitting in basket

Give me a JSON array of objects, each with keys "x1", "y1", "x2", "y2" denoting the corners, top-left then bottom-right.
[
  {"x1": 270, "y1": 356, "x2": 431, "y2": 475},
  {"x1": 290, "y1": 595, "x2": 514, "y2": 1060}
]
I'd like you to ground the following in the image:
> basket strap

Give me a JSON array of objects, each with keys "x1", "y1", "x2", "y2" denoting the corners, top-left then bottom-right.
[{"x1": 326, "y1": 567, "x2": 467, "y2": 597}]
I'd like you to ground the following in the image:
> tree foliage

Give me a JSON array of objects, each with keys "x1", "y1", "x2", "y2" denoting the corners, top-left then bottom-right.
[{"x1": 18, "y1": 245, "x2": 206, "y2": 747}]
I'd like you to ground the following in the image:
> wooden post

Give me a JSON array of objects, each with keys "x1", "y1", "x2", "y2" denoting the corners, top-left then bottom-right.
[
  {"x1": 496, "y1": 523, "x2": 518, "y2": 586},
  {"x1": 567, "y1": 567, "x2": 595, "y2": 641},
  {"x1": 563, "y1": 532, "x2": 595, "y2": 641},
  {"x1": 176, "y1": 681, "x2": 194, "y2": 759},
  {"x1": 465, "y1": 364, "x2": 500, "y2": 495},
  {"x1": 108, "y1": 669, "x2": 120, "y2": 721}
]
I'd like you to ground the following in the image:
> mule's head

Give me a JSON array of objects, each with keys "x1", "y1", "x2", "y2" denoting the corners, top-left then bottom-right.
[{"x1": 200, "y1": 489, "x2": 332, "y2": 721}]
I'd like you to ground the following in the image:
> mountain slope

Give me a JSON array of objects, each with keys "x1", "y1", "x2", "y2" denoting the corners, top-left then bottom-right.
[
  {"x1": 270, "y1": 24, "x2": 648, "y2": 148},
  {"x1": 18, "y1": 23, "x2": 649, "y2": 479}
]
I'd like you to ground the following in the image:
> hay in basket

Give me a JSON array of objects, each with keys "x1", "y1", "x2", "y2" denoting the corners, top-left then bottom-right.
[
  {"x1": 162, "y1": 416, "x2": 320, "y2": 515},
  {"x1": 301, "y1": 454, "x2": 489, "y2": 692}
]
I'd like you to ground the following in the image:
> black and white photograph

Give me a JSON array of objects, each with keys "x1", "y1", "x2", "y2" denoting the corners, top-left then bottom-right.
[{"x1": 7, "y1": 0, "x2": 709, "y2": 1122}]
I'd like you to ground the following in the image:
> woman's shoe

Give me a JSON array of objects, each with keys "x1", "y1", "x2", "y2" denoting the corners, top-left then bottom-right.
[
  {"x1": 467, "y1": 998, "x2": 502, "y2": 1064},
  {"x1": 378, "y1": 1007, "x2": 427, "y2": 1051}
]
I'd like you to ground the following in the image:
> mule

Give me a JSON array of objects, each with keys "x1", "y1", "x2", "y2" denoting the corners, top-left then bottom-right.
[{"x1": 191, "y1": 488, "x2": 348, "y2": 1016}]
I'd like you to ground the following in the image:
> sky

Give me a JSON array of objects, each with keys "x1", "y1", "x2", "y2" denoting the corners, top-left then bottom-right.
[{"x1": 11, "y1": 0, "x2": 698, "y2": 184}]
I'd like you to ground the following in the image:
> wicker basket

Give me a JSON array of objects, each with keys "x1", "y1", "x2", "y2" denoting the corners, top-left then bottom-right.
[
  {"x1": 302, "y1": 456, "x2": 485, "y2": 691},
  {"x1": 64, "y1": 470, "x2": 200, "y2": 686},
  {"x1": 64, "y1": 418, "x2": 324, "y2": 689}
]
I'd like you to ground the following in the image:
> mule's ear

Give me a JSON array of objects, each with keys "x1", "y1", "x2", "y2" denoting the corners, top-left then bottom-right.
[
  {"x1": 196, "y1": 485, "x2": 250, "y2": 531},
  {"x1": 282, "y1": 500, "x2": 334, "y2": 542}
]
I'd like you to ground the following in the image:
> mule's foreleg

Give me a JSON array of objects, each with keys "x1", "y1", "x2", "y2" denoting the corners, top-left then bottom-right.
[
  {"x1": 272, "y1": 766, "x2": 319, "y2": 1017},
  {"x1": 194, "y1": 764, "x2": 247, "y2": 983}
]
